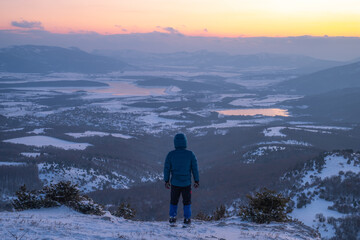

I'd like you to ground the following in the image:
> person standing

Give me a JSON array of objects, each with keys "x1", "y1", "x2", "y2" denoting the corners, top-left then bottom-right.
[{"x1": 164, "y1": 133, "x2": 199, "y2": 226}]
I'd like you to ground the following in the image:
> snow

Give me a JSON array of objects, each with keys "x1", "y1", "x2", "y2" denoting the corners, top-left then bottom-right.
[
  {"x1": 90, "y1": 82, "x2": 166, "y2": 97},
  {"x1": 289, "y1": 153, "x2": 360, "y2": 239},
  {"x1": 189, "y1": 121, "x2": 257, "y2": 131},
  {"x1": 111, "y1": 133, "x2": 134, "y2": 139},
  {"x1": 159, "y1": 110, "x2": 183, "y2": 116},
  {"x1": 66, "y1": 131, "x2": 133, "y2": 139},
  {"x1": 247, "y1": 146, "x2": 286, "y2": 157},
  {"x1": 0, "y1": 162, "x2": 26, "y2": 166},
  {"x1": 291, "y1": 198, "x2": 343, "y2": 239},
  {"x1": 38, "y1": 163, "x2": 131, "y2": 192},
  {"x1": 1, "y1": 128, "x2": 24, "y2": 132},
  {"x1": 287, "y1": 127, "x2": 331, "y2": 134},
  {"x1": 295, "y1": 125, "x2": 352, "y2": 131},
  {"x1": 140, "y1": 172, "x2": 163, "y2": 183},
  {"x1": 27, "y1": 128, "x2": 50, "y2": 134},
  {"x1": 230, "y1": 95, "x2": 302, "y2": 107},
  {"x1": 0, "y1": 206, "x2": 320, "y2": 240},
  {"x1": 257, "y1": 140, "x2": 312, "y2": 147},
  {"x1": 20, "y1": 152, "x2": 41, "y2": 158},
  {"x1": 243, "y1": 146, "x2": 286, "y2": 164},
  {"x1": 165, "y1": 86, "x2": 181, "y2": 94},
  {"x1": 3, "y1": 136, "x2": 92, "y2": 150},
  {"x1": 263, "y1": 127, "x2": 286, "y2": 137},
  {"x1": 302, "y1": 154, "x2": 360, "y2": 184}
]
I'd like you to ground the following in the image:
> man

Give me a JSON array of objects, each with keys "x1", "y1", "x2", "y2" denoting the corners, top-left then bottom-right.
[{"x1": 164, "y1": 133, "x2": 199, "y2": 226}]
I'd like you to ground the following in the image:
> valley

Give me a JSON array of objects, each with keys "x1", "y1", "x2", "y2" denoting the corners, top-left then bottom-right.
[{"x1": 0, "y1": 46, "x2": 359, "y2": 239}]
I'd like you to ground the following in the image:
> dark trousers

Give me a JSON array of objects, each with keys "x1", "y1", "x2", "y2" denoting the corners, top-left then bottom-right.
[
  {"x1": 169, "y1": 185, "x2": 192, "y2": 218},
  {"x1": 170, "y1": 185, "x2": 191, "y2": 205}
]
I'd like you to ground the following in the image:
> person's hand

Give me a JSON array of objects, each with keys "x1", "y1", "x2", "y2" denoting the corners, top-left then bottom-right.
[
  {"x1": 165, "y1": 181, "x2": 171, "y2": 189},
  {"x1": 194, "y1": 181, "x2": 199, "y2": 188}
]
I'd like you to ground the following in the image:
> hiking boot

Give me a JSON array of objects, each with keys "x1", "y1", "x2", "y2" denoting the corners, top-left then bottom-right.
[
  {"x1": 183, "y1": 218, "x2": 191, "y2": 225},
  {"x1": 169, "y1": 217, "x2": 176, "y2": 224}
]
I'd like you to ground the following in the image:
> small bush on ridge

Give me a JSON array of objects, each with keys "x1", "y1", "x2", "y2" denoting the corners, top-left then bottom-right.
[
  {"x1": 195, "y1": 204, "x2": 228, "y2": 221},
  {"x1": 239, "y1": 188, "x2": 292, "y2": 224},
  {"x1": 113, "y1": 202, "x2": 136, "y2": 219},
  {"x1": 12, "y1": 181, "x2": 104, "y2": 215}
]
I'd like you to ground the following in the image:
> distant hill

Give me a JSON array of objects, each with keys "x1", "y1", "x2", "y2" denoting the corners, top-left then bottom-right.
[
  {"x1": 278, "y1": 61, "x2": 360, "y2": 95},
  {"x1": 285, "y1": 87, "x2": 360, "y2": 122},
  {"x1": 93, "y1": 49, "x2": 342, "y2": 73},
  {"x1": 0, "y1": 45, "x2": 131, "y2": 73}
]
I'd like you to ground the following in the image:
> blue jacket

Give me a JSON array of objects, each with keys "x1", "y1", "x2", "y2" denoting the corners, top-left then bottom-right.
[{"x1": 164, "y1": 133, "x2": 199, "y2": 187}]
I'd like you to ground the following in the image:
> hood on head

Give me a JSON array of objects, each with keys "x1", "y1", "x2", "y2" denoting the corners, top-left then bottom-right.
[{"x1": 174, "y1": 133, "x2": 187, "y2": 149}]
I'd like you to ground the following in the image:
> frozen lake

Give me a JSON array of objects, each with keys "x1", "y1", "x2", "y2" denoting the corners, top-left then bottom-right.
[{"x1": 91, "y1": 82, "x2": 167, "y2": 96}]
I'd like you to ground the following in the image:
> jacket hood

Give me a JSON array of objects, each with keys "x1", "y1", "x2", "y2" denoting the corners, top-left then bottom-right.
[{"x1": 174, "y1": 133, "x2": 187, "y2": 149}]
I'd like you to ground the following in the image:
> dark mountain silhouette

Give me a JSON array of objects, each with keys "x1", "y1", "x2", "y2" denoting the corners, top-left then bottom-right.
[
  {"x1": 0, "y1": 45, "x2": 131, "y2": 73},
  {"x1": 278, "y1": 61, "x2": 360, "y2": 95},
  {"x1": 93, "y1": 49, "x2": 342, "y2": 73}
]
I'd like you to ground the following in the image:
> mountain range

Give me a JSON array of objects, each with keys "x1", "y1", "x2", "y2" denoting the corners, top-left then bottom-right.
[
  {"x1": 93, "y1": 49, "x2": 342, "y2": 73},
  {"x1": 0, "y1": 45, "x2": 131, "y2": 73}
]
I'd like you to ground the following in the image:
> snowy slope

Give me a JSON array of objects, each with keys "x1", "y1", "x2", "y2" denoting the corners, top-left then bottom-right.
[
  {"x1": 38, "y1": 163, "x2": 131, "y2": 192},
  {"x1": 282, "y1": 151, "x2": 360, "y2": 239},
  {"x1": 0, "y1": 206, "x2": 320, "y2": 240}
]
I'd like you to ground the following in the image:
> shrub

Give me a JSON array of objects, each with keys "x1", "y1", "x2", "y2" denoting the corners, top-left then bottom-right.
[
  {"x1": 43, "y1": 181, "x2": 80, "y2": 204},
  {"x1": 195, "y1": 211, "x2": 212, "y2": 221},
  {"x1": 12, "y1": 185, "x2": 57, "y2": 210},
  {"x1": 12, "y1": 181, "x2": 104, "y2": 215},
  {"x1": 195, "y1": 204, "x2": 228, "y2": 221},
  {"x1": 239, "y1": 188, "x2": 292, "y2": 224},
  {"x1": 70, "y1": 195, "x2": 104, "y2": 215},
  {"x1": 113, "y1": 203, "x2": 136, "y2": 219},
  {"x1": 212, "y1": 205, "x2": 227, "y2": 221}
]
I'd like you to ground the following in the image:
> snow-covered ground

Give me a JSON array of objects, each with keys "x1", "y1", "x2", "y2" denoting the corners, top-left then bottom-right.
[
  {"x1": 229, "y1": 95, "x2": 302, "y2": 107},
  {"x1": 0, "y1": 162, "x2": 26, "y2": 166},
  {"x1": 66, "y1": 131, "x2": 133, "y2": 139},
  {"x1": 242, "y1": 146, "x2": 286, "y2": 164},
  {"x1": 288, "y1": 153, "x2": 360, "y2": 239},
  {"x1": 263, "y1": 127, "x2": 287, "y2": 137},
  {"x1": 257, "y1": 140, "x2": 312, "y2": 147},
  {"x1": 20, "y1": 152, "x2": 41, "y2": 158},
  {"x1": 27, "y1": 128, "x2": 50, "y2": 134},
  {"x1": 262, "y1": 125, "x2": 352, "y2": 138},
  {"x1": 38, "y1": 163, "x2": 131, "y2": 192},
  {"x1": 3, "y1": 136, "x2": 92, "y2": 150},
  {"x1": 0, "y1": 206, "x2": 320, "y2": 240}
]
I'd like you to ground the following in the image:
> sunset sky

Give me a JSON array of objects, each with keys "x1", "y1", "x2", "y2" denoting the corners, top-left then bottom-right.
[{"x1": 1, "y1": 0, "x2": 360, "y2": 37}]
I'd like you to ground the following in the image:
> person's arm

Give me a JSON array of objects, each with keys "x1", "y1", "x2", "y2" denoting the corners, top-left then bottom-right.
[
  {"x1": 191, "y1": 152, "x2": 199, "y2": 186},
  {"x1": 164, "y1": 152, "x2": 171, "y2": 184}
]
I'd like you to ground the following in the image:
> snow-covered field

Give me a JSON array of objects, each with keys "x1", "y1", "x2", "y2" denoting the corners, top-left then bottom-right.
[
  {"x1": 229, "y1": 95, "x2": 302, "y2": 107},
  {"x1": 3, "y1": 136, "x2": 92, "y2": 150},
  {"x1": 257, "y1": 140, "x2": 312, "y2": 147},
  {"x1": 20, "y1": 152, "x2": 41, "y2": 158},
  {"x1": 0, "y1": 162, "x2": 26, "y2": 166},
  {"x1": 263, "y1": 127, "x2": 287, "y2": 137},
  {"x1": 0, "y1": 206, "x2": 320, "y2": 240},
  {"x1": 66, "y1": 131, "x2": 133, "y2": 139}
]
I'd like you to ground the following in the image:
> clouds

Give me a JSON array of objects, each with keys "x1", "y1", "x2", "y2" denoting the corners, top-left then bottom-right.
[
  {"x1": 156, "y1": 26, "x2": 182, "y2": 35},
  {"x1": 114, "y1": 25, "x2": 127, "y2": 32},
  {"x1": 11, "y1": 20, "x2": 43, "y2": 30}
]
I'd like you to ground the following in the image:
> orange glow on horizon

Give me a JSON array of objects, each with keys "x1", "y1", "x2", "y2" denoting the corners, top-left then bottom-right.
[{"x1": 1, "y1": 0, "x2": 360, "y2": 38}]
